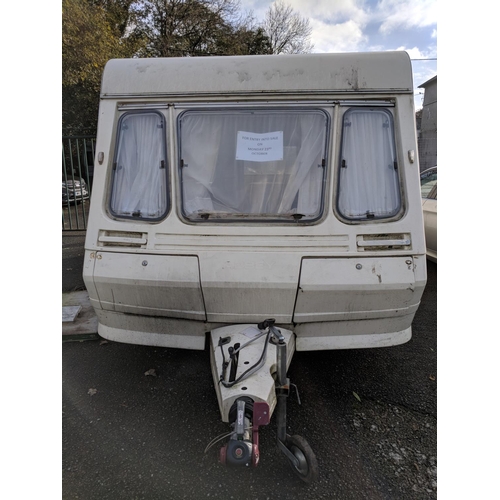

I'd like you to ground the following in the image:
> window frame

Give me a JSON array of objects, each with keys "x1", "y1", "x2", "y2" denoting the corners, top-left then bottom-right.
[
  {"x1": 335, "y1": 106, "x2": 403, "y2": 223},
  {"x1": 176, "y1": 107, "x2": 331, "y2": 224},
  {"x1": 109, "y1": 110, "x2": 170, "y2": 222}
]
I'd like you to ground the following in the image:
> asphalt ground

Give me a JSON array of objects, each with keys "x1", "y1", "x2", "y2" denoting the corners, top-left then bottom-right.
[
  {"x1": 63, "y1": 232, "x2": 88, "y2": 293},
  {"x1": 62, "y1": 233, "x2": 437, "y2": 499}
]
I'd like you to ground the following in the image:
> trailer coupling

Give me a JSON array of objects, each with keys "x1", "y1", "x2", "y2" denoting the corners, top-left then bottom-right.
[
  {"x1": 209, "y1": 319, "x2": 319, "y2": 483},
  {"x1": 219, "y1": 398, "x2": 270, "y2": 467}
]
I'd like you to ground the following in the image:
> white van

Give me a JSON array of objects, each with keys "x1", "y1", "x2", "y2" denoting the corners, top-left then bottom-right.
[{"x1": 83, "y1": 52, "x2": 427, "y2": 479}]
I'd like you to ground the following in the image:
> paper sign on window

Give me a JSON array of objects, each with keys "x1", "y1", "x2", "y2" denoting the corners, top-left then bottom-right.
[{"x1": 235, "y1": 131, "x2": 283, "y2": 162}]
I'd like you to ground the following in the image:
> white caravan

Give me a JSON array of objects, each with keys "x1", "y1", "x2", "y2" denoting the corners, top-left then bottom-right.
[{"x1": 83, "y1": 52, "x2": 427, "y2": 482}]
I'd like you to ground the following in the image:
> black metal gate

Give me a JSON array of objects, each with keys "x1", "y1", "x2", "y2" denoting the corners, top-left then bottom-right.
[{"x1": 62, "y1": 136, "x2": 96, "y2": 231}]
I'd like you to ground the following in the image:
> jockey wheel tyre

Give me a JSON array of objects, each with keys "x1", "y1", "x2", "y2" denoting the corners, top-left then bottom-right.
[{"x1": 286, "y1": 435, "x2": 319, "y2": 484}]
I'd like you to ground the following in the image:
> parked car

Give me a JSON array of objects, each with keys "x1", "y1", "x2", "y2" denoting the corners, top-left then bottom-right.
[
  {"x1": 63, "y1": 178, "x2": 89, "y2": 205},
  {"x1": 420, "y1": 166, "x2": 437, "y2": 262}
]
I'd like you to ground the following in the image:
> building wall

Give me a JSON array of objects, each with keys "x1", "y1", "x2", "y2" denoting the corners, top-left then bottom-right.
[{"x1": 418, "y1": 77, "x2": 437, "y2": 172}]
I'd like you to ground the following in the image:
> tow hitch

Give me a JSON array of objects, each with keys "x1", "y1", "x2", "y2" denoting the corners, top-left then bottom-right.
[{"x1": 209, "y1": 319, "x2": 319, "y2": 483}]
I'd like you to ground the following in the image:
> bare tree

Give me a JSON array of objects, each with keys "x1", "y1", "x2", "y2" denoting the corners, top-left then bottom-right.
[{"x1": 261, "y1": 0, "x2": 314, "y2": 54}]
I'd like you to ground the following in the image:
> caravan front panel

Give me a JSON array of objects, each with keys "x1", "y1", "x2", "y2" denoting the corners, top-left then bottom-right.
[{"x1": 83, "y1": 52, "x2": 427, "y2": 351}]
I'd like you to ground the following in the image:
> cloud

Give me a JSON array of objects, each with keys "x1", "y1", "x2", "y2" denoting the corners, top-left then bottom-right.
[
  {"x1": 395, "y1": 44, "x2": 436, "y2": 59},
  {"x1": 289, "y1": 0, "x2": 370, "y2": 53},
  {"x1": 376, "y1": 0, "x2": 437, "y2": 35},
  {"x1": 310, "y1": 19, "x2": 368, "y2": 53},
  {"x1": 289, "y1": 0, "x2": 369, "y2": 25},
  {"x1": 243, "y1": 0, "x2": 371, "y2": 53},
  {"x1": 397, "y1": 46, "x2": 425, "y2": 59},
  {"x1": 241, "y1": 0, "x2": 437, "y2": 64},
  {"x1": 245, "y1": 0, "x2": 436, "y2": 35}
]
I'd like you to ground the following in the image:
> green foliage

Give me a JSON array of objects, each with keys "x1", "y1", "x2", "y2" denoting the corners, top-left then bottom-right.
[
  {"x1": 131, "y1": 0, "x2": 272, "y2": 58},
  {"x1": 231, "y1": 27, "x2": 272, "y2": 56},
  {"x1": 62, "y1": 0, "x2": 276, "y2": 133},
  {"x1": 62, "y1": 0, "x2": 133, "y2": 133},
  {"x1": 89, "y1": 0, "x2": 137, "y2": 37}
]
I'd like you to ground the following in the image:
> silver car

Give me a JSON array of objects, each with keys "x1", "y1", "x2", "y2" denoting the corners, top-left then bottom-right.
[
  {"x1": 62, "y1": 178, "x2": 89, "y2": 205},
  {"x1": 420, "y1": 166, "x2": 437, "y2": 262}
]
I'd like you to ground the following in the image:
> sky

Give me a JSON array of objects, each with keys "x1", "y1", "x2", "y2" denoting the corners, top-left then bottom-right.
[{"x1": 240, "y1": 0, "x2": 437, "y2": 110}]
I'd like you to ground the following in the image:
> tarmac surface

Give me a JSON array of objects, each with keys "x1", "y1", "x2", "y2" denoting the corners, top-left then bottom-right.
[{"x1": 62, "y1": 232, "x2": 437, "y2": 499}]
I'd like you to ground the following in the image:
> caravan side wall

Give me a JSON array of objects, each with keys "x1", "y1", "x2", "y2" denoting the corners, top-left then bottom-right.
[{"x1": 83, "y1": 52, "x2": 427, "y2": 351}]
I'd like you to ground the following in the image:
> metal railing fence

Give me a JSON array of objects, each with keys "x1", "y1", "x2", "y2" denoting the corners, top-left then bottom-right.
[{"x1": 62, "y1": 136, "x2": 96, "y2": 231}]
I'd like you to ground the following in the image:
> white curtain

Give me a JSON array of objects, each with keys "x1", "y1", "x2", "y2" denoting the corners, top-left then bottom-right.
[
  {"x1": 179, "y1": 115, "x2": 223, "y2": 214},
  {"x1": 338, "y1": 109, "x2": 400, "y2": 219},
  {"x1": 179, "y1": 111, "x2": 327, "y2": 219},
  {"x1": 278, "y1": 114, "x2": 325, "y2": 214},
  {"x1": 111, "y1": 113, "x2": 167, "y2": 218}
]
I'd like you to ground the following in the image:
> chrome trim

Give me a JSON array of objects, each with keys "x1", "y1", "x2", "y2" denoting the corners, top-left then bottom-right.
[
  {"x1": 116, "y1": 100, "x2": 395, "y2": 111},
  {"x1": 101, "y1": 89, "x2": 411, "y2": 99}
]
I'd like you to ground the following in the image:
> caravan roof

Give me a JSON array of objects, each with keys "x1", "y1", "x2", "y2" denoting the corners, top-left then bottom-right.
[{"x1": 100, "y1": 51, "x2": 413, "y2": 98}]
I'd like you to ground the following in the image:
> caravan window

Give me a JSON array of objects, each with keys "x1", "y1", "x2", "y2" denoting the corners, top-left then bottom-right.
[
  {"x1": 110, "y1": 111, "x2": 168, "y2": 220},
  {"x1": 178, "y1": 109, "x2": 328, "y2": 222},
  {"x1": 337, "y1": 108, "x2": 401, "y2": 221}
]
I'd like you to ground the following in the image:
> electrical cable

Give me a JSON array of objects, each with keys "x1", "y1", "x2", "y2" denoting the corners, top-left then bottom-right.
[
  {"x1": 219, "y1": 328, "x2": 272, "y2": 388},
  {"x1": 204, "y1": 426, "x2": 253, "y2": 454}
]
